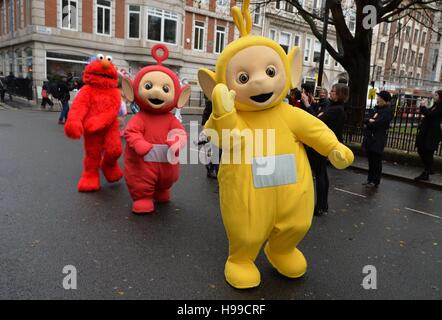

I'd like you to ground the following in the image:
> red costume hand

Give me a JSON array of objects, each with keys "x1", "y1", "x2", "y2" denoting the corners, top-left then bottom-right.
[
  {"x1": 64, "y1": 121, "x2": 84, "y2": 139},
  {"x1": 133, "y1": 141, "x2": 153, "y2": 156},
  {"x1": 84, "y1": 117, "x2": 105, "y2": 133}
]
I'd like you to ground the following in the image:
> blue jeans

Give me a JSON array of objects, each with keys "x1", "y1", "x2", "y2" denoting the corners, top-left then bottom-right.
[{"x1": 59, "y1": 101, "x2": 69, "y2": 122}]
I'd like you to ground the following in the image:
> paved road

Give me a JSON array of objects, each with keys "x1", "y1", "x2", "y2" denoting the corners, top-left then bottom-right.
[{"x1": 0, "y1": 109, "x2": 441, "y2": 299}]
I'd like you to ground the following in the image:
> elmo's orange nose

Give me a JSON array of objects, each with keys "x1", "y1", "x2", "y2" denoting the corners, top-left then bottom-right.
[{"x1": 101, "y1": 60, "x2": 111, "y2": 69}]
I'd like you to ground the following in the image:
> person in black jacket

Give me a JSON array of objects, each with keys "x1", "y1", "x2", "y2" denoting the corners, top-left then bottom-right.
[
  {"x1": 414, "y1": 90, "x2": 442, "y2": 181},
  {"x1": 56, "y1": 78, "x2": 71, "y2": 124},
  {"x1": 362, "y1": 91, "x2": 393, "y2": 187},
  {"x1": 311, "y1": 83, "x2": 348, "y2": 215}
]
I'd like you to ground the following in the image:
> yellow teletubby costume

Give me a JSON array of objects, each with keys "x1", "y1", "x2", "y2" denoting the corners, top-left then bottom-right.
[{"x1": 198, "y1": 0, "x2": 354, "y2": 289}]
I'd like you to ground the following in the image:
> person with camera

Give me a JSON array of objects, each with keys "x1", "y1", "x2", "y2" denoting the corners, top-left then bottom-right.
[
  {"x1": 362, "y1": 91, "x2": 393, "y2": 187},
  {"x1": 414, "y1": 90, "x2": 442, "y2": 181}
]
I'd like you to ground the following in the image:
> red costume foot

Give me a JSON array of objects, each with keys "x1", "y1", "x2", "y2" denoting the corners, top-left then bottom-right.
[
  {"x1": 78, "y1": 172, "x2": 100, "y2": 192},
  {"x1": 154, "y1": 189, "x2": 171, "y2": 203},
  {"x1": 101, "y1": 162, "x2": 123, "y2": 183},
  {"x1": 132, "y1": 198, "x2": 155, "y2": 214}
]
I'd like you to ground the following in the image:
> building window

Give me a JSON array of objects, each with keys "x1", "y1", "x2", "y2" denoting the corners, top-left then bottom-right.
[
  {"x1": 128, "y1": 5, "x2": 140, "y2": 39},
  {"x1": 313, "y1": 40, "x2": 321, "y2": 62},
  {"x1": 216, "y1": 0, "x2": 228, "y2": 9},
  {"x1": 409, "y1": 51, "x2": 415, "y2": 64},
  {"x1": 269, "y1": 29, "x2": 277, "y2": 41},
  {"x1": 397, "y1": 22, "x2": 402, "y2": 39},
  {"x1": 313, "y1": 0, "x2": 322, "y2": 9},
  {"x1": 413, "y1": 29, "x2": 419, "y2": 43},
  {"x1": 279, "y1": 32, "x2": 291, "y2": 53},
  {"x1": 147, "y1": 8, "x2": 178, "y2": 44},
  {"x1": 421, "y1": 31, "x2": 426, "y2": 45},
  {"x1": 253, "y1": 5, "x2": 261, "y2": 26},
  {"x1": 382, "y1": 23, "x2": 389, "y2": 35},
  {"x1": 275, "y1": 1, "x2": 281, "y2": 10},
  {"x1": 393, "y1": 46, "x2": 398, "y2": 62},
  {"x1": 348, "y1": 14, "x2": 356, "y2": 33},
  {"x1": 285, "y1": 1, "x2": 294, "y2": 13},
  {"x1": 293, "y1": 35, "x2": 301, "y2": 47},
  {"x1": 402, "y1": 49, "x2": 407, "y2": 64},
  {"x1": 325, "y1": 52, "x2": 330, "y2": 65},
  {"x1": 215, "y1": 25, "x2": 226, "y2": 54},
  {"x1": 304, "y1": 38, "x2": 312, "y2": 62},
  {"x1": 418, "y1": 53, "x2": 423, "y2": 67},
  {"x1": 405, "y1": 26, "x2": 411, "y2": 41},
  {"x1": 378, "y1": 42, "x2": 385, "y2": 59},
  {"x1": 193, "y1": 21, "x2": 205, "y2": 51},
  {"x1": 61, "y1": 0, "x2": 77, "y2": 30},
  {"x1": 96, "y1": 0, "x2": 111, "y2": 36},
  {"x1": 376, "y1": 66, "x2": 382, "y2": 79}
]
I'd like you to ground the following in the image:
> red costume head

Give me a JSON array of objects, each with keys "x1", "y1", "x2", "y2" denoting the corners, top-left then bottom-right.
[
  {"x1": 83, "y1": 54, "x2": 119, "y2": 89},
  {"x1": 123, "y1": 45, "x2": 191, "y2": 114}
]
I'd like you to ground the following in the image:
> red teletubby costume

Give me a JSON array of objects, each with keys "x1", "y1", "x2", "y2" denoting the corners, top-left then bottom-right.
[
  {"x1": 122, "y1": 44, "x2": 190, "y2": 214},
  {"x1": 65, "y1": 53, "x2": 123, "y2": 192}
]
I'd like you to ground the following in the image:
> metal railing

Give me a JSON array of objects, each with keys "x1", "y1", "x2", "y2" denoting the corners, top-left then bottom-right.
[{"x1": 343, "y1": 103, "x2": 442, "y2": 157}]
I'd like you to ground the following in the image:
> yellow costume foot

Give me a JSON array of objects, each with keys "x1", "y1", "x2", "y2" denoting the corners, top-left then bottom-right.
[
  {"x1": 225, "y1": 260, "x2": 261, "y2": 289},
  {"x1": 264, "y1": 243, "x2": 307, "y2": 278}
]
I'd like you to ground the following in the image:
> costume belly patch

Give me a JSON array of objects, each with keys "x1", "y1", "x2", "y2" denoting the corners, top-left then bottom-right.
[{"x1": 252, "y1": 154, "x2": 297, "y2": 188}]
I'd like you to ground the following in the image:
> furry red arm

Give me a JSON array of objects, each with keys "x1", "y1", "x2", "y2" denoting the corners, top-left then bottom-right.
[
  {"x1": 65, "y1": 87, "x2": 90, "y2": 139},
  {"x1": 124, "y1": 114, "x2": 153, "y2": 156}
]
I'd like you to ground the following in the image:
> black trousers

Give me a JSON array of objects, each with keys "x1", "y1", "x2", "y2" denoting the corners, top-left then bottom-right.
[
  {"x1": 417, "y1": 147, "x2": 434, "y2": 172},
  {"x1": 41, "y1": 97, "x2": 54, "y2": 107},
  {"x1": 312, "y1": 154, "x2": 329, "y2": 211},
  {"x1": 367, "y1": 151, "x2": 383, "y2": 185}
]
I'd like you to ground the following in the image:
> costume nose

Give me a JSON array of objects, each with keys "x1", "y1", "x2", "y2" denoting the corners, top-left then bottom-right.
[{"x1": 101, "y1": 60, "x2": 111, "y2": 69}]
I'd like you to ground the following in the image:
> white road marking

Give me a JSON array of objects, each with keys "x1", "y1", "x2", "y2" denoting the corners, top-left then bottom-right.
[
  {"x1": 404, "y1": 207, "x2": 441, "y2": 220},
  {"x1": 334, "y1": 187, "x2": 367, "y2": 198}
]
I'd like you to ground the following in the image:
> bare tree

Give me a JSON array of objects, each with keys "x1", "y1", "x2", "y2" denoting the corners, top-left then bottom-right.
[{"x1": 253, "y1": 0, "x2": 440, "y2": 125}]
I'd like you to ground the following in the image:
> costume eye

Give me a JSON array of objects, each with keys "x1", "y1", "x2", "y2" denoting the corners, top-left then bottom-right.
[
  {"x1": 163, "y1": 85, "x2": 170, "y2": 93},
  {"x1": 96, "y1": 54, "x2": 104, "y2": 60},
  {"x1": 238, "y1": 72, "x2": 249, "y2": 84},
  {"x1": 144, "y1": 82, "x2": 153, "y2": 90},
  {"x1": 106, "y1": 55, "x2": 113, "y2": 62},
  {"x1": 266, "y1": 66, "x2": 276, "y2": 77}
]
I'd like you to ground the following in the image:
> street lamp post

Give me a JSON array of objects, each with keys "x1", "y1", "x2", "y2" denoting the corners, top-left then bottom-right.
[{"x1": 317, "y1": 0, "x2": 330, "y2": 90}]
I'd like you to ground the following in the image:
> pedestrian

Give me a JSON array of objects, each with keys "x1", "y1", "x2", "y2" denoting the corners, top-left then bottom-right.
[
  {"x1": 200, "y1": 95, "x2": 220, "y2": 178},
  {"x1": 362, "y1": 90, "x2": 393, "y2": 187},
  {"x1": 414, "y1": 90, "x2": 442, "y2": 181},
  {"x1": 288, "y1": 88, "x2": 302, "y2": 108},
  {"x1": 6, "y1": 72, "x2": 15, "y2": 101},
  {"x1": 300, "y1": 83, "x2": 317, "y2": 114},
  {"x1": 57, "y1": 78, "x2": 71, "y2": 125},
  {"x1": 317, "y1": 88, "x2": 330, "y2": 114},
  {"x1": 311, "y1": 83, "x2": 348, "y2": 215},
  {"x1": 41, "y1": 81, "x2": 54, "y2": 109},
  {"x1": 0, "y1": 75, "x2": 6, "y2": 103}
]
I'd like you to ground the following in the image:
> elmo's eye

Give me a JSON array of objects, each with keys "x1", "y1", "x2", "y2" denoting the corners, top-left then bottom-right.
[
  {"x1": 106, "y1": 55, "x2": 113, "y2": 62},
  {"x1": 96, "y1": 54, "x2": 104, "y2": 60},
  {"x1": 238, "y1": 72, "x2": 249, "y2": 84},
  {"x1": 163, "y1": 85, "x2": 170, "y2": 93},
  {"x1": 266, "y1": 66, "x2": 276, "y2": 77},
  {"x1": 144, "y1": 82, "x2": 153, "y2": 90}
]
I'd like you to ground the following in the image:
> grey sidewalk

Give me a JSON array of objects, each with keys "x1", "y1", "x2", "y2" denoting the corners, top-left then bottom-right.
[{"x1": 351, "y1": 155, "x2": 442, "y2": 189}]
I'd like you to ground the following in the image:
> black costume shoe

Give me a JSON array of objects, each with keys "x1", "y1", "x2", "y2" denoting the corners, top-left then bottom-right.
[{"x1": 414, "y1": 171, "x2": 429, "y2": 181}]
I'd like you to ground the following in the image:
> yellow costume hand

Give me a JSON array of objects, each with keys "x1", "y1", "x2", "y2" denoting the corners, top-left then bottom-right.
[
  {"x1": 212, "y1": 83, "x2": 236, "y2": 117},
  {"x1": 328, "y1": 143, "x2": 354, "y2": 170}
]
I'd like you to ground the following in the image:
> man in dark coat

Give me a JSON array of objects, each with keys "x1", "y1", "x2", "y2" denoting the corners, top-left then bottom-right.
[
  {"x1": 414, "y1": 90, "x2": 442, "y2": 181},
  {"x1": 362, "y1": 91, "x2": 393, "y2": 187}
]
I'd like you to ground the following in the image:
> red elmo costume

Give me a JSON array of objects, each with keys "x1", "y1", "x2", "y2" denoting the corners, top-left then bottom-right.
[
  {"x1": 122, "y1": 44, "x2": 190, "y2": 214},
  {"x1": 65, "y1": 54, "x2": 123, "y2": 192}
]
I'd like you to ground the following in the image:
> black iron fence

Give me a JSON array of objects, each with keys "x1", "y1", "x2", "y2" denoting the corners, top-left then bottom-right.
[{"x1": 343, "y1": 104, "x2": 442, "y2": 157}]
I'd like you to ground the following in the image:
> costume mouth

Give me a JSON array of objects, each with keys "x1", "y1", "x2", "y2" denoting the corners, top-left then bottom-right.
[
  {"x1": 250, "y1": 92, "x2": 273, "y2": 103},
  {"x1": 149, "y1": 98, "x2": 164, "y2": 105},
  {"x1": 89, "y1": 72, "x2": 115, "y2": 80}
]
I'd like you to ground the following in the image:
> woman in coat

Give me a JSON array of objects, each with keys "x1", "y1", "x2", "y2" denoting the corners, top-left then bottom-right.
[
  {"x1": 309, "y1": 83, "x2": 348, "y2": 215},
  {"x1": 362, "y1": 91, "x2": 393, "y2": 187},
  {"x1": 414, "y1": 90, "x2": 442, "y2": 181}
]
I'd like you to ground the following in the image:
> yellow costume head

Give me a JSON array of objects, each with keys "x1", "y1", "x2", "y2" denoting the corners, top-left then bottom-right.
[{"x1": 198, "y1": 0, "x2": 303, "y2": 112}]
